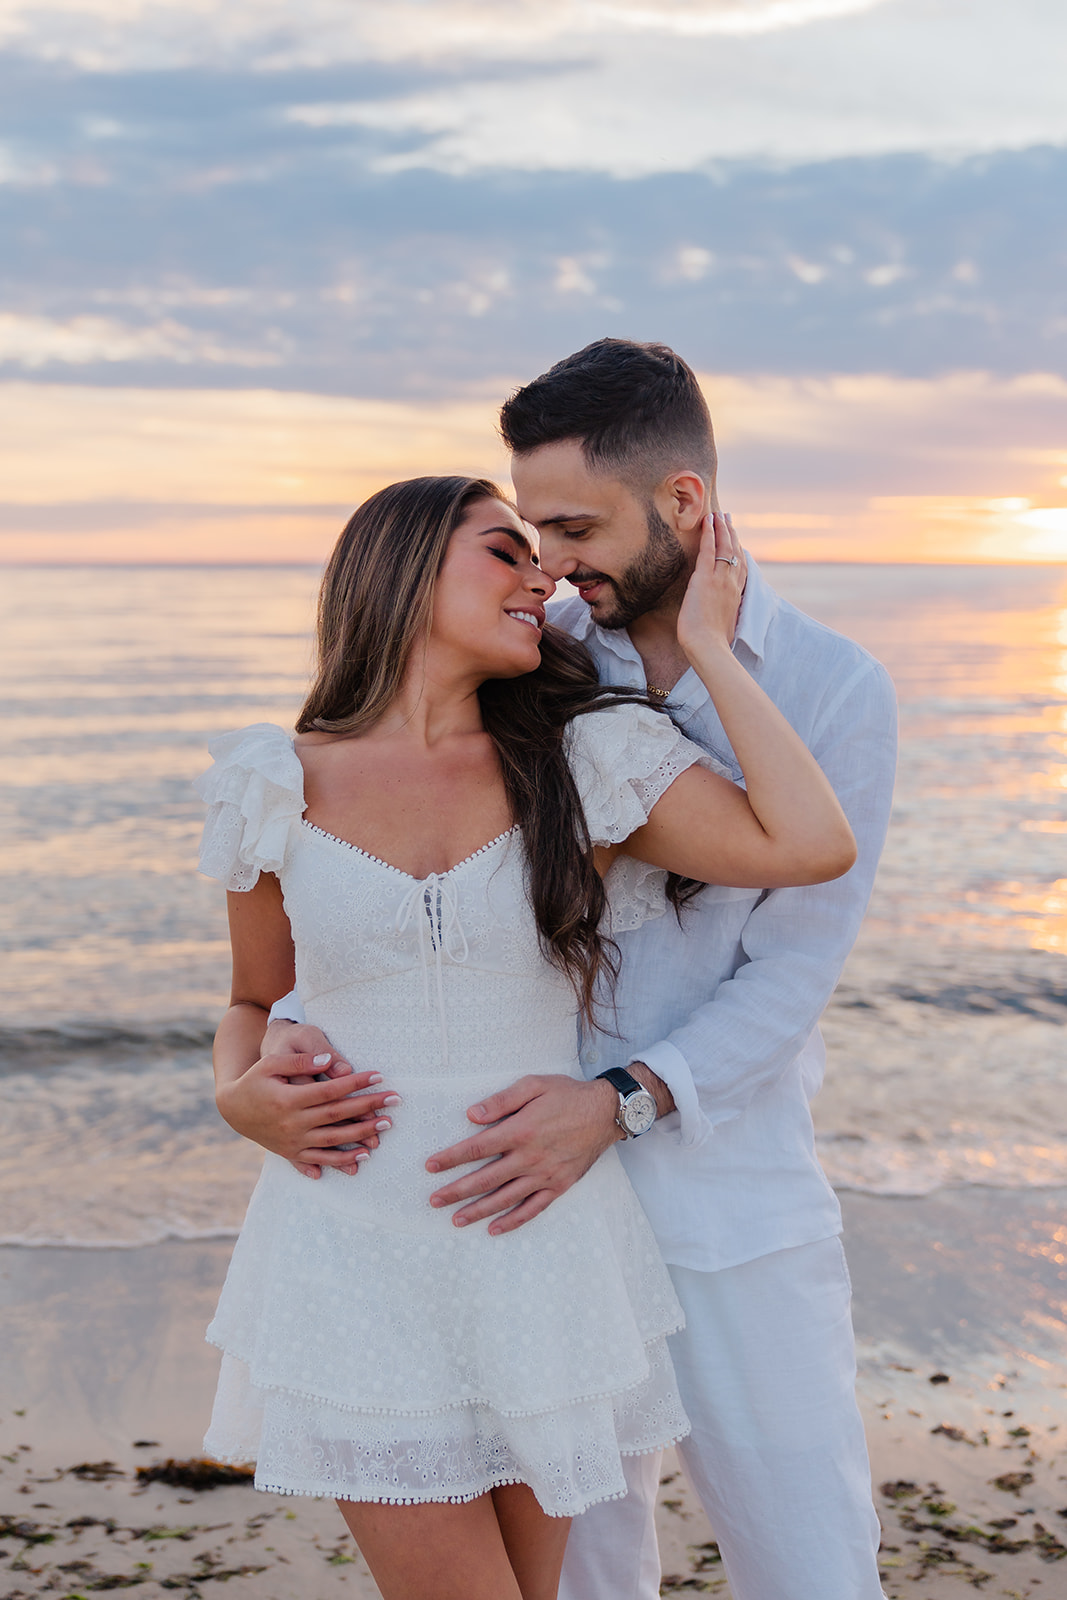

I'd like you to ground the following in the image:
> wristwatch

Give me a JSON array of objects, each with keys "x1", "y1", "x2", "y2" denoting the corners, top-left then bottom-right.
[{"x1": 596, "y1": 1067, "x2": 657, "y2": 1139}]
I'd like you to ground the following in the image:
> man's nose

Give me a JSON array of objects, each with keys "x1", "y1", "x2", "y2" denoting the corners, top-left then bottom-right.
[{"x1": 535, "y1": 534, "x2": 576, "y2": 583}]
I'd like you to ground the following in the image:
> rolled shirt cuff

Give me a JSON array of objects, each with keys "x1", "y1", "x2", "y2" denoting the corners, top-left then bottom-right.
[
  {"x1": 629, "y1": 1039, "x2": 712, "y2": 1149},
  {"x1": 267, "y1": 989, "x2": 306, "y2": 1026}
]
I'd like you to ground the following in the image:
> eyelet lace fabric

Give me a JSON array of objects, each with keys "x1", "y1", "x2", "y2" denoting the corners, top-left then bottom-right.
[
  {"x1": 195, "y1": 724, "x2": 307, "y2": 891},
  {"x1": 567, "y1": 704, "x2": 734, "y2": 929},
  {"x1": 208, "y1": 1334, "x2": 684, "y2": 1516},
  {"x1": 196, "y1": 716, "x2": 700, "y2": 1515}
]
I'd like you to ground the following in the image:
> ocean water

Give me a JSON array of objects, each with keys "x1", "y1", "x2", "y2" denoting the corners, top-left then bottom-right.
[{"x1": 1, "y1": 563, "x2": 1065, "y2": 1246}]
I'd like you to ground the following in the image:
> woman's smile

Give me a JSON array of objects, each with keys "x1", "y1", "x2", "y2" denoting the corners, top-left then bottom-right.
[{"x1": 504, "y1": 606, "x2": 545, "y2": 632}]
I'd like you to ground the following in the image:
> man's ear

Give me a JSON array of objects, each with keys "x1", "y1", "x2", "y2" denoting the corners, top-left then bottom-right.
[{"x1": 654, "y1": 470, "x2": 707, "y2": 535}]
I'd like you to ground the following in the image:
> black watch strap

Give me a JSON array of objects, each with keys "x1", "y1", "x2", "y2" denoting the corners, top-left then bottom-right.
[{"x1": 596, "y1": 1067, "x2": 644, "y2": 1098}]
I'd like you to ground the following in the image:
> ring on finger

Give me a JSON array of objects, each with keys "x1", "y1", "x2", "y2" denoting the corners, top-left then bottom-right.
[{"x1": 714, "y1": 555, "x2": 739, "y2": 567}]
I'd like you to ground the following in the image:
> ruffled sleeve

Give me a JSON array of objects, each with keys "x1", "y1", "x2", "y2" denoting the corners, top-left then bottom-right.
[
  {"x1": 194, "y1": 723, "x2": 305, "y2": 892},
  {"x1": 566, "y1": 702, "x2": 734, "y2": 930}
]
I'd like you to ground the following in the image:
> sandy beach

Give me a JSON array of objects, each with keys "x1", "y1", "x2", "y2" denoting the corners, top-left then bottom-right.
[{"x1": 3, "y1": 1187, "x2": 1065, "y2": 1599}]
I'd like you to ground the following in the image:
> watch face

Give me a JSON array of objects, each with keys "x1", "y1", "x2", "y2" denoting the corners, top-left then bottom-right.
[{"x1": 621, "y1": 1089, "x2": 657, "y2": 1137}]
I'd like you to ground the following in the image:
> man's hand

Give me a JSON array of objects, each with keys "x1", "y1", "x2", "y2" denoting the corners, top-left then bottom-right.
[
  {"x1": 220, "y1": 1025, "x2": 400, "y2": 1179},
  {"x1": 425, "y1": 1075, "x2": 623, "y2": 1235},
  {"x1": 261, "y1": 1017, "x2": 344, "y2": 1071}
]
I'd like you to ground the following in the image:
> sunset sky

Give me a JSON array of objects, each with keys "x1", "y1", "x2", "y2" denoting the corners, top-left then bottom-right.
[{"x1": 2, "y1": 0, "x2": 1066, "y2": 563}]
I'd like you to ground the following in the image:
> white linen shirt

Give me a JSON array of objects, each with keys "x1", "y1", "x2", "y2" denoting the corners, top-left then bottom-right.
[
  {"x1": 558, "y1": 556, "x2": 898, "y2": 1273},
  {"x1": 268, "y1": 557, "x2": 897, "y2": 1274}
]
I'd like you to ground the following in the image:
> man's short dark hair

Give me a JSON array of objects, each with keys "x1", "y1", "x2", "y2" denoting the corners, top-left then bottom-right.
[{"x1": 499, "y1": 338, "x2": 716, "y2": 494}]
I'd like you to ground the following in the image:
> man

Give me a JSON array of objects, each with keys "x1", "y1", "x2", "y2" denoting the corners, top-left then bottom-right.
[{"x1": 227, "y1": 340, "x2": 897, "y2": 1599}]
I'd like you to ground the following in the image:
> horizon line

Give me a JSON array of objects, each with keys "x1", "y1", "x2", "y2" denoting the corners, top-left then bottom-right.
[{"x1": 3, "y1": 558, "x2": 1066, "y2": 571}]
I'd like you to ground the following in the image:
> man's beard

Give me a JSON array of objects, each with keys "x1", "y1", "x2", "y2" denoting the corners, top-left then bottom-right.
[{"x1": 583, "y1": 504, "x2": 688, "y2": 630}]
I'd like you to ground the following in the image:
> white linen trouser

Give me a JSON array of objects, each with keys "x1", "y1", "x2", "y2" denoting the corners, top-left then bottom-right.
[{"x1": 559, "y1": 1236, "x2": 885, "y2": 1600}]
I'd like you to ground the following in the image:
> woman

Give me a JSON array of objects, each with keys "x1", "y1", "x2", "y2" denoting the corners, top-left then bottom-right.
[{"x1": 197, "y1": 476, "x2": 854, "y2": 1600}]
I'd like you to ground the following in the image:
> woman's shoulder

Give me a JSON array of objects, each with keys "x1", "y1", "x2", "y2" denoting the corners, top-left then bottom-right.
[
  {"x1": 196, "y1": 721, "x2": 304, "y2": 808},
  {"x1": 565, "y1": 697, "x2": 678, "y2": 758},
  {"x1": 565, "y1": 697, "x2": 705, "y2": 785},
  {"x1": 195, "y1": 723, "x2": 305, "y2": 891},
  {"x1": 204, "y1": 720, "x2": 299, "y2": 770},
  {"x1": 565, "y1": 699, "x2": 709, "y2": 846}
]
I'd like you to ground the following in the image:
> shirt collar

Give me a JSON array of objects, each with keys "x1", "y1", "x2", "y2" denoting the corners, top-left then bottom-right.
[
  {"x1": 576, "y1": 549, "x2": 778, "y2": 667},
  {"x1": 732, "y1": 554, "x2": 776, "y2": 664}
]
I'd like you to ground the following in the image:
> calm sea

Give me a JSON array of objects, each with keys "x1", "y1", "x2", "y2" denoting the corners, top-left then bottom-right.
[{"x1": 1, "y1": 563, "x2": 1065, "y2": 1245}]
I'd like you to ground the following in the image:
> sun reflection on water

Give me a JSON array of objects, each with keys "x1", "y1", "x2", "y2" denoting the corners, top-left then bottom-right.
[
  {"x1": 770, "y1": 565, "x2": 1067, "y2": 962},
  {"x1": 973, "y1": 880, "x2": 1067, "y2": 957}
]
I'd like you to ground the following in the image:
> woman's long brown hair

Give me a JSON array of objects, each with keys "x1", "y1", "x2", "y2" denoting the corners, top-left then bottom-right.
[{"x1": 297, "y1": 475, "x2": 693, "y2": 1023}]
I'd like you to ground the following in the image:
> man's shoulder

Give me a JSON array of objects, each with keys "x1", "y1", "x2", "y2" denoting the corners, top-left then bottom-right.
[
  {"x1": 755, "y1": 589, "x2": 897, "y2": 734},
  {"x1": 765, "y1": 589, "x2": 888, "y2": 682}
]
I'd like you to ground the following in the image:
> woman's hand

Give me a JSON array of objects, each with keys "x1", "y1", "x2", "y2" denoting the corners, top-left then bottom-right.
[
  {"x1": 217, "y1": 1047, "x2": 400, "y2": 1179},
  {"x1": 213, "y1": 991, "x2": 400, "y2": 1179},
  {"x1": 677, "y1": 511, "x2": 747, "y2": 663},
  {"x1": 620, "y1": 509, "x2": 857, "y2": 890}
]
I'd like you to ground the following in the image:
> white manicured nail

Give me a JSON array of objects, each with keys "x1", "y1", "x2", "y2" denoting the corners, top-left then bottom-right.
[{"x1": 313, "y1": 1053, "x2": 331, "y2": 1067}]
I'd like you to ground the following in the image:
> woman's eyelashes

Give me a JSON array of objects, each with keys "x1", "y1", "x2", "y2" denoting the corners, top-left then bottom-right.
[{"x1": 489, "y1": 545, "x2": 518, "y2": 566}]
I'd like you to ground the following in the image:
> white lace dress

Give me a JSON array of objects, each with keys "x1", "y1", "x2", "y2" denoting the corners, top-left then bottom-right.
[{"x1": 195, "y1": 703, "x2": 720, "y2": 1517}]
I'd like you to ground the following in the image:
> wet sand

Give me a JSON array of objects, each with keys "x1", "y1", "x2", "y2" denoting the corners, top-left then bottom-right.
[{"x1": 2, "y1": 1189, "x2": 1065, "y2": 1598}]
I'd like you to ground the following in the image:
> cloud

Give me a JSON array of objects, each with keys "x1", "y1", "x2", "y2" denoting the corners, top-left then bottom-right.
[
  {"x1": 0, "y1": 381, "x2": 509, "y2": 509},
  {"x1": 1, "y1": 127, "x2": 1064, "y2": 393},
  {"x1": 1, "y1": 370, "x2": 1065, "y2": 563},
  {"x1": 0, "y1": 140, "x2": 58, "y2": 185},
  {"x1": 1, "y1": 2, "x2": 1065, "y2": 170},
  {"x1": 0, "y1": 312, "x2": 283, "y2": 368},
  {"x1": 576, "y1": 1, "x2": 887, "y2": 37},
  {"x1": 0, "y1": 11, "x2": 1064, "y2": 395},
  {"x1": 707, "y1": 370, "x2": 1067, "y2": 560},
  {"x1": 0, "y1": 0, "x2": 892, "y2": 67},
  {"x1": 336, "y1": 3, "x2": 1067, "y2": 177},
  {"x1": 708, "y1": 369, "x2": 1067, "y2": 491}
]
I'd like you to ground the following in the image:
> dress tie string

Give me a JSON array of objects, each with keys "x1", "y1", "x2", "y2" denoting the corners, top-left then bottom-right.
[{"x1": 394, "y1": 873, "x2": 470, "y2": 1066}]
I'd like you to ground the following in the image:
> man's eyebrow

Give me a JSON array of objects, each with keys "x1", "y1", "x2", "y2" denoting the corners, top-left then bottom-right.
[
  {"x1": 478, "y1": 524, "x2": 539, "y2": 563},
  {"x1": 530, "y1": 511, "x2": 598, "y2": 529}
]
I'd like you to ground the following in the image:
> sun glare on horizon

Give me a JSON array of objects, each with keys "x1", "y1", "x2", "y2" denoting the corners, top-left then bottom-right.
[{"x1": 1, "y1": 373, "x2": 1065, "y2": 565}]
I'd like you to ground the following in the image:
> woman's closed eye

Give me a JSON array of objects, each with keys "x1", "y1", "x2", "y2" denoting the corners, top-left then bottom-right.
[{"x1": 489, "y1": 545, "x2": 519, "y2": 566}]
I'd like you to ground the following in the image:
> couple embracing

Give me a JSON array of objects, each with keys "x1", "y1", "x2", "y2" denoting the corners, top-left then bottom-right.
[{"x1": 196, "y1": 338, "x2": 897, "y2": 1600}]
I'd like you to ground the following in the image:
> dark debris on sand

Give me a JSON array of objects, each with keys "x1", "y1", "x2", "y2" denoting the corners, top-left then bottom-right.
[
  {"x1": 68, "y1": 1465, "x2": 126, "y2": 1483},
  {"x1": 660, "y1": 1541, "x2": 726, "y2": 1594},
  {"x1": 1, "y1": 1506, "x2": 270, "y2": 1597},
  {"x1": 876, "y1": 1477, "x2": 1067, "y2": 1590},
  {"x1": 134, "y1": 1462, "x2": 254, "y2": 1492}
]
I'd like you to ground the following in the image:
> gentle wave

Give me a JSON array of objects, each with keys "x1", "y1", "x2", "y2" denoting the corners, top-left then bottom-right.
[
  {"x1": 0, "y1": 1039, "x2": 262, "y2": 1248},
  {"x1": 0, "y1": 1225, "x2": 243, "y2": 1250},
  {"x1": 2, "y1": 1009, "x2": 1064, "y2": 1248},
  {"x1": 819, "y1": 1134, "x2": 1067, "y2": 1197},
  {"x1": 0, "y1": 1020, "x2": 216, "y2": 1067},
  {"x1": 6, "y1": 1141, "x2": 1067, "y2": 1249}
]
